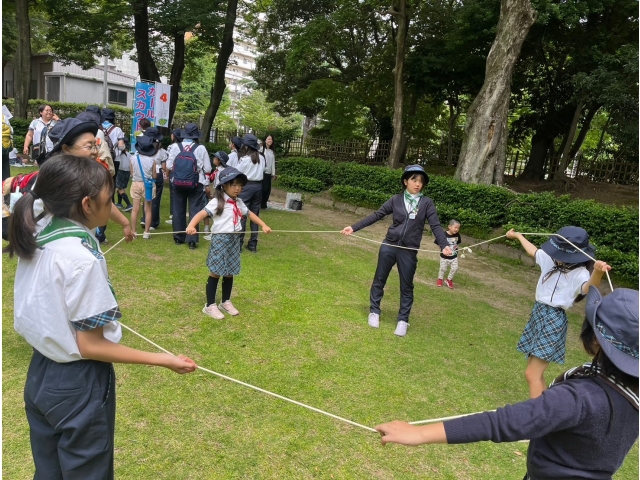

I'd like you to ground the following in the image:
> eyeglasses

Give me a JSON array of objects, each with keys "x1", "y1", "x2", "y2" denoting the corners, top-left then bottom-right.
[{"x1": 79, "y1": 144, "x2": 99, "y2": 153}]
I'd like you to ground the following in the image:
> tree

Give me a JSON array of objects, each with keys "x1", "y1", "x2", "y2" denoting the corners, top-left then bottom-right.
[
  {"x1": 14, "y1": 0, "x2": 31, "y2": 118},
  {"x1": 454, "y1": 0, "x2": 537, "y2": 185}
]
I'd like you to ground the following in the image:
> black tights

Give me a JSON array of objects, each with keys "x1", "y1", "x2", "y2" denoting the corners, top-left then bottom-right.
[{"x1": 206, "y1": 276, "x2": 234, "y2": 306}]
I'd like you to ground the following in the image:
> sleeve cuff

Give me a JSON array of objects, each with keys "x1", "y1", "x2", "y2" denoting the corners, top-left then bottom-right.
[{"x1": 71, "y1": 306, "x2": 122, "y2": 331}]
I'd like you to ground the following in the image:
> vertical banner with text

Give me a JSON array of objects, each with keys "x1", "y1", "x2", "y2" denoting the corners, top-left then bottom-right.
[
  {"x1": 130, "y1": 81, "x2": 155, "y2": 152},
  {"x1": 154, "y1": 82, "x2": 171, "y2": 127}
]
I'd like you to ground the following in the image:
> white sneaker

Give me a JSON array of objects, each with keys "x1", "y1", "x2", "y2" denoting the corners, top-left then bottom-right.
[
  {"x1": 204, "y1": 226, "x2": 210, "y2": 233},
  {"x1": 202, "y1": 303, "x2": 225, "y2": 320},
  {"x1": 368, "y1": 312, "x2": 380, "y2": 328},
  {"x1": 149, "y1": 227, "x2": 156, "y2": 231},
  {"x1": 165, "y1": 219, "x2": 173, "y2": 224},
  {"x1": 203, "y1": 234, "x2": 212, "y2": 241},
  {"x1": 143, "y1": 233, "x2": 151, "y2": 240},
  {"x1": 394, "y1": 321, "x2": 409, "y2": 337},
  {"x1": 220, "y1": 300, "x2": 239, "y2": 316}
]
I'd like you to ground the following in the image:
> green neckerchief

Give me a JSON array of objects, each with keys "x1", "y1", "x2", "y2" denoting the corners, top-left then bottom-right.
[
  {"x1": 404, "y1": 191, "x2": 423, "y2": 213},
  {"x1": 37, "y1": 216, "x2": 116, "y2": 299}
]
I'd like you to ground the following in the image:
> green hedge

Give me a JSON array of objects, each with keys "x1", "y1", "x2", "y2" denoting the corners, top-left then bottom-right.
[
  {"x1": 275, "y1": 175, "x2": 325, "y2": 193},
  {"x1": 331, "y1": 185, "x2": 390, "y2": 209},
  {"x1": 202, "y1": 142, "x2": 230, "y2": 156},
  {"x1": 276, "y1": 157, "x2": 334, "y2": 187}
]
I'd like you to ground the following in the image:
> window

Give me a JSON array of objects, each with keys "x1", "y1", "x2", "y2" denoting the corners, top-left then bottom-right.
[
  {"x1": 108, "y1": 89, "x2": 127, "y2": 105},
  {"x1": 46, "y1": 77, "x2": 61, "y2": 102}
]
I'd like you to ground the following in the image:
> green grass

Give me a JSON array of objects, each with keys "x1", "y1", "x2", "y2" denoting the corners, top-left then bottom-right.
[{"x1": 2, "y1": 187, "x2": 638, "y2": 479}]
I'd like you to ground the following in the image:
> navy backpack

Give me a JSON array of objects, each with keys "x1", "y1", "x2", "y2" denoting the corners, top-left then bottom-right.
[{"x1": 170, "y1": 143, "x2": 199, "y2": 189}]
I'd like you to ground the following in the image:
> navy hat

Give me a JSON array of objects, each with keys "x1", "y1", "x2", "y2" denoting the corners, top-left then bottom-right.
[
  {"x1": 143, "y1": 127, "x2": 163, "y2": 141},
  {"x1": 48, "y1": 118, "x2": 98, "y2": 152},
  {"x1": 213, "y1": 151, "x2": 229, "y2": 167},
  {"x1": 172, "y1": 128, "x2": 183, "y2": 141},
  {"x1": 586, "y1": 287, "x2": 639, "y2": 377},
  {"x1": 401, "y1": 164, "x2": 429, "y2": 188},
  {"x1": 242, "y1": 134, "x2": 260, "y2": 151},
  {"x1": 541, "y1": 226, "x2": 595, "y2": 264},
  {"x1": 231, "y1": 136, "x2": 243, "y2": 150},
  {"x1": 86, "y1": 105, "x2": 102, "y2": 116},
  {"x1": 76, "y1": 111, "x2": 101, "y2": 126},
  {"x1": 182, "y1": 123, "x2": 200, "y2": 139},
  {"x1": 102, "y1": 108, "x2": 116, "y2": 122},
  {"x1": 136, "y1": 135, "x2": 158, "y2": 156},
  {"x1": 216, "y1": 166, "x2": 247, "y2": 190}
]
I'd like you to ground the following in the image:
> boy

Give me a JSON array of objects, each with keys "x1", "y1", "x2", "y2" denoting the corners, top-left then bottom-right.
[
  {"x1": 130, "y1": 135, "x2": 159, "y2": 239},
  {"x1": 436, "y1": 219, "x2": 462, "y2": 289}
]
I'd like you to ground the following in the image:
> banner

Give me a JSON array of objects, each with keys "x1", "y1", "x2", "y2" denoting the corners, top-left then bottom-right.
[
  {"x1": 154, "y1": 82, "x2": 171, "y2": 127},
  {"x1": 130, "y1": 81, "x2": 155, "y2": 152}
]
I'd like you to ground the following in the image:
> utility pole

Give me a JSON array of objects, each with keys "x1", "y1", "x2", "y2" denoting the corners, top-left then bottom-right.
[{"x1": 103, "y1": 55, "x2": 109, "y2": 107}]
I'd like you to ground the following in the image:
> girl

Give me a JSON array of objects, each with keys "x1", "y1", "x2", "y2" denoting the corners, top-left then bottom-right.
[
  {"x1": 9, "y1": 154, "x2": 196, "y2": 480},
  {"x1": 436, "y1": 219, "x2": 462, "y2": 289},
  {"x1": 130, "y1": 135, "x2": 159, "y2": 240},
  {"x1": 341, "y1": 165, "x2": 453, "y2": 337},
  {"x1": 507, "y1": 226, "x2": 611, "y2": 398},
  {"x1": 186, "y1": 167, "x2": 272, "y2": 319},
  {"x1": 235, "y1": 135, "x2": 266, "y2": 253},
  {"x1": 226, "y1": 136, "x2": 243, "y2": 168},
  {"x1": 375, "y1": 287, "x2": 639, "y2": 480},
  {"x1": 260, "y1": 135, "x2": 276, "y2": 209},
  {"x1": 114, "y1": 138, "x2": 133, "y2": 212},
  {"x1": 204, "y1": 151, "x2": 229, "y2": 241}
]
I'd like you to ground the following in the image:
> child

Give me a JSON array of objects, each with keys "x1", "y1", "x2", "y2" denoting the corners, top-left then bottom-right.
[
  {"x1": 203, "y1": 151, "x2": 229, "y2": 241},
  {"x1": 226, "y1": 136, "x2": 242, "y2": 168},
  {"x1": 186, "y1": 167, "x2": 272, "y2": 319},
  {"x1": 375, "y1": 287, "x2": 639, "y2": 480},
  {"x1": 436, "y1": 219, "x2": 461, "y2": 289},
  {"x1": 130, "y1": 135, "x2": 158, "y2": 239},
  {"x1": 506, "y1": 226, "x2": 611, "y2": 398},
  {"x1": 9, "y1": 154, "x2": 196, "y2": 479},
  {"x1": 341, "y1": 165, "x2": 453, "y2": 337},
  {"x1": 115, "y1": 142, "x2": 133, "y2": 211}
]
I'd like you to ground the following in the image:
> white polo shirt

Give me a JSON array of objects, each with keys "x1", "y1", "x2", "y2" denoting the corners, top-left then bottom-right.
[
  {"x1": 28, "y1": 118, "x2": 56, "y2": 152},
  {"x1": 204, "y1": 194, "x2": 249, "y2": 233},
  {"x1": 227, "y1": 150, "x2": 239, "y2": 168},
  {"x1": 166, "y1": 140, "x2": 212, "y2": 185},
  {"x1": 534, "y1": 250, "x2": 590, "y2": 310},
  {"x1": 14, "y1": 216, "x2": 122, "y2": 363},
  {"x1": 236, "y1": 153, "x2": 266, "y2": 181}
]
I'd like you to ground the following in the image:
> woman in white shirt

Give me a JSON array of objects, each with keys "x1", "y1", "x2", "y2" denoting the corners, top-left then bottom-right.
[
  {"x1": 23, "y1": 104, "x2": 59, "y2": 163},
  {"x1": 260, "y1": 135, "x2": 277, "y2": 209}
]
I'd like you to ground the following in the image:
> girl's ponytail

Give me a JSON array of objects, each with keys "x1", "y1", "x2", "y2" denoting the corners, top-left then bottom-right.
[
  {"x1": 213, "y1": 188, "x2": 226, "y2": 216},
  {"x1": 7, "y1": 193, "x2": 39, "y2": 259}
]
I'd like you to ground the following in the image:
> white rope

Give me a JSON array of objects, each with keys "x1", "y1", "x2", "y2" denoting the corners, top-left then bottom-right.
[
  {"x1": 409, "y1": 410, "x2": 495, "y2": 425},
  {"x1": 118, "y1": 322, "x2": 377, "y2": 433}
]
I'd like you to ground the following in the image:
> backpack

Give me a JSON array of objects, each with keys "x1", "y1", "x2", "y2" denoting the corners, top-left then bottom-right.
[
  {"x1": 102, "y1": 125, "x2": 117, "y2": 160},
  {"x1": 32, "y1": 121, "x2": 51, "y2": 162},
  {"x1": 170, "y1": 143, "x2": 199, "y2": 189}
]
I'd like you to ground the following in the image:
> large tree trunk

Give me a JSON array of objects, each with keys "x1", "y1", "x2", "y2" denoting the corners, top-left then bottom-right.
[
  {"x1": 168, "y1": 32, "x2": 185, "y2": 128},
  {"x1": 14, "y1": 0, "x2": 31, "y2": 118},
  {"x1": 133, "y1": 0, "x2": 161, "y2": 83},
  {"x1": 200, "y1": 0, "x2": 238, "y2": 142},
  {"x1": 569, "y1": 103, "x2": 600, "y2": 159},
  {"x1": 553, "y1": 102, "x2": 582, "y2": 179},
  {"x1": 454, "y1": 0, "x2": 537, "y2": 185},
  {"x1": 520, "y1": 130, "x2": 551, "y2": 180},
  {"x1": 388, "y1": 0, "x2": 409, "y2": 169},
  {"x1": 372, "y1": 114, "x2": 394, "y2": 164},
  {"x1": 446, "y1": 98, "x2": 460, "y2": 166}
]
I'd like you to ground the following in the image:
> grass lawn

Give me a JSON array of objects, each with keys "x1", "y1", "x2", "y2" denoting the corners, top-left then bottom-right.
[{"x1": 2, "y1": 176, "x2": 638, "y2": 479}]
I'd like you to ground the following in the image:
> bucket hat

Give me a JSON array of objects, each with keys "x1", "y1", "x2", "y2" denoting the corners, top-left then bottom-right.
[
  {"x1": 401, "y1": 164, "x2": 429, "y2": 188},
  {"x1": 216, "y1": 167, "x2": 247, "y2": 190},
  {"x1": 181, "y1": 123, "x2": 200, "y2": 139},
  {"x1": 541, "y1": 226, "x2": 595, "y2": 264},
  {"x1": 102, "y1": 108, "x2": 116, "y2": 123},
  {"x1": 172, "y1": 129, "x2": 183, "y2": 142},
  {"x1": 242, "y1": 134, "x2": 260, "y2": 151},
  {"x1": 76, "y1": 111, "x2": 101, "y2": 126},
  {"x1": 213, "y1": 151, "x2": 229, "y2": 167},
  {"x1": 586, "y1": 286, "x2": 639, "y2": 377},
  {"x1": 136, "y1": 135, "x2": 158, "y2": 156},
  {"x1": 231, "y1": 136, "x2": 243, "y2": 150},
  {"x1": 48, "y1": 118, "x2": 99, "y2": 152},
  {"x1": 143, "y1": 127, "x2": 163, "y2": 141},
  {"x1": 86, "y1": 105, "x2": 102, "y2": 116}
]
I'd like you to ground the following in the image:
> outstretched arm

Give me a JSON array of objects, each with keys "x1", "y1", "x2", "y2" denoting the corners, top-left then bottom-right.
[
  {"x1": 581, "y1": 261, "x2": 611, "y2": 294},
  {"x1": 506, "y1": 229, "x2": 537, "y2": 257},
  {"x1": 186, "y1": 210, "x2": 210, "y2": 235},
  {"x1": 375, "y1": 421, "x2": 448, "y2": 446},
  {"x1": 248, "y1": 211, "x2": 271, "y2": 233},
  {"x1": 110, "y1": 204, "x2": 134, "y2": 242}
]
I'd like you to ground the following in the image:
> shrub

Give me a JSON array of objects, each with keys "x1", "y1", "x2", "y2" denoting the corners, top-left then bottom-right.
[
  {"x1": 332, "y1": 162, "x2": 402, "y2": 193},
  {"x1": 202, "y1": 142, "x2": 230, "y2": 156},
  {"x1": 12, "y1": 135, "x2": 25, "y2": 151},
  {"x1": 331, "y1": 185, "x2": 390, "y2": 209},
  {"x1": 275, "y1": 175, "x2": 325, "y2": 193},
  {"x1": 436, "y1": 205, "x2": 492, "y2": 235},
  {"x1": 9, "y1": 118, "x2": 31, "y2": 137},
  {"x1": 277, "y1": 157, "x2": 334, "y2": 186}
]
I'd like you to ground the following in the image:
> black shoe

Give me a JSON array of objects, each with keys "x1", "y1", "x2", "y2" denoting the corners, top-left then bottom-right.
[
  {"x1": 189, "y1": 242, "x2": 197, "y2": 250},
  {"x1": 245, "y1": 245, "x2": 257, "y2": 253},
  {"x1": 175, "y1": 239, "x2": 185, "y2": 245}
]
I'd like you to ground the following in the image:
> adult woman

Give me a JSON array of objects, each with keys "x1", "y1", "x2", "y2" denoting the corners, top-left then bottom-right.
[
  {"x1": 23, "y1": 105, "x2": 59, "y2": 163},
  {"x1": 260, "y1": 135, "x2": 276, "y2": 209},
  {"x1": 44, "y1": 118, "x2": 134, "y2": 242},
  {"x1": 235, "y1": 134, "x2": 265, "y2": 253}
]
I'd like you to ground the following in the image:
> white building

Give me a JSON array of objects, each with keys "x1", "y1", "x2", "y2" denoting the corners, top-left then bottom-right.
[
  {"x1": 226, "y1": 30, "x2": 258, "y2": 123},
  {"x1": 3, "y1": 53, "x2": 136, "y2": 108}
]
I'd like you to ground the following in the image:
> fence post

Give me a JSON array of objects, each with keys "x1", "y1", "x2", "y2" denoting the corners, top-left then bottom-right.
[{"x1": 512, "y1": 151, "x2": 519, "y2": 177}]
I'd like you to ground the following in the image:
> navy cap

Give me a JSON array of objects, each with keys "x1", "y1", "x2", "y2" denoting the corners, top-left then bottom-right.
[{"x1": 216, "y1": 166, "x2": 247, "y2": 189}]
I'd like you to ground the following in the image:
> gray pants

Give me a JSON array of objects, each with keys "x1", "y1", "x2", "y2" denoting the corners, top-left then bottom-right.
[
  {"x1": 24, "y1": 349, "x2": 115, "y2": 480},
  {"x1": 438, "y1": 257, "x2": 459, "y2": 280},
  {"x1": 370, "y1": 244, "x2": 418, "y2": 323},
  {"x1": 239, "y1": 181, "x2": 262, "y2": 250}
]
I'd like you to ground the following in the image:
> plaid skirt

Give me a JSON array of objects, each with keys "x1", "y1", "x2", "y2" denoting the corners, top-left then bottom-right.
[
  {"x1": 517, "y1": 301, "x2": 568, "y2": 364},
  {"x1": 206, "y1": 233, "x2": 242, "y2": 276}
]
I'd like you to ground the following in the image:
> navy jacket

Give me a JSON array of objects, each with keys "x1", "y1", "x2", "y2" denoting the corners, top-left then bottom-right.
[
  {"x1": 351, "y1": 193, "x2": 449, "y2": 250},
  {"x1": 444, "y1": 378, "x2": 638, "y2": 479}
]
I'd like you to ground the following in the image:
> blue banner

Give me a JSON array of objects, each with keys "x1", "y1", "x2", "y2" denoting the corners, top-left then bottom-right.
[{"x1": 130, "y1": 81, "x2": 155, "y2": 152}]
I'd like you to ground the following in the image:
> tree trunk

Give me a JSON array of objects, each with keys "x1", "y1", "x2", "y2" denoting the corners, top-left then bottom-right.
[
  {"x1": 553, "y1": 102, "x2": 582, "y2": 179},
  {"x1": 168, "y1": 32, "x2": 186, "y2": 129},
  {"x1": 14, "y1": 0, "x2": 31, "y2": 119},
  {"x1": 388, "y1": 0, "x2": 409, "y2": 169},
  {"x1": 568, "y1": 104, "x2": 600, "y2": 159},
  {"x1": 200, "y1": 0, "x2": 238, "y2": 142},
  {"x1": 133, "y1": 0, "x2": 161, "y2": 83},
  {"x1": 454, "y1": 0, "x2": 536, "y2": 185},
  {"x1": 372, "y1": 114, "x2": 394, "y2": 164},
  {"x1": 446, "y1": 99, "x2": 460, "y2": 166},
  {"x1": 591, "y1": 114, "x2": 610, "y2": 164}
]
